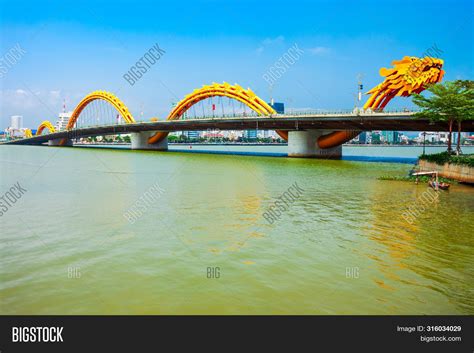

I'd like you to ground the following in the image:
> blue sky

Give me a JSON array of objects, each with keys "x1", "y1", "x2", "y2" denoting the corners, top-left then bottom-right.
[{"x1": 0, "y1": 0, "x2": 472, "y2": 129}]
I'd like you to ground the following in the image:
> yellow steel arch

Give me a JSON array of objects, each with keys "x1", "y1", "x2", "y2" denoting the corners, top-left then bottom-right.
[
  {"x1": 36, "y1": 120, "x2": 56, "y2": 135},
  {"x1": 24, "y1": 129, "x2": 33, "y2": 138},
  {"x1": 65, "y1": 90, "x2": 135, "y2": 129},
  {"x1": 59, "y1": 90, "x2": 135, "y2": 145},
  {"x1": 148, "y1": 82, "x2": 277, "y2": 144}
]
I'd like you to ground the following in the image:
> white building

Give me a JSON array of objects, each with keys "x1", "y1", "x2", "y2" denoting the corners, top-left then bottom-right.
[
  {"x1": 4, "y1": 115, "x2": 24, "y2": 138},
  {"x1": 438, "y1": 132, "x2": 448, "y2": 143},
  {"x1": 416, "y1": 132, "x2": 449, "y2": 144},
  {"x1": 11, "y1": 115, "x2": 23, "y2": 130},
  {"x1": 55, "y1": 112, "x2": 73, "y2": 131}
]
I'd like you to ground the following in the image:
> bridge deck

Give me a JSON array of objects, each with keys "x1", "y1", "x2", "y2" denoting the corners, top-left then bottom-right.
[{"x1": 4, "y1": 114, "x2": 473, "y2": 145}]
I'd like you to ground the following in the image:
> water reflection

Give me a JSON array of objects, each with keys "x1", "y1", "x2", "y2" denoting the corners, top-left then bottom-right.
[{"x1": 367, "y1": 180, "x2": 474, "y2": 313}]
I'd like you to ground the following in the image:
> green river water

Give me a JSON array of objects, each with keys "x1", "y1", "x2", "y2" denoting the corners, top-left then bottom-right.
[{"x1": 0, "y1": 145, "x2": 473, "y2": 314}]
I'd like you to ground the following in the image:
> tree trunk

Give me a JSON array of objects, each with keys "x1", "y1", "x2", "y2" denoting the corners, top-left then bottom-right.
[
  {"x1": 456, "y1": 120, "x2": 462, "y2": 155},
  {"x1": 447, "y1": 119, "x2": 453, "y2": 153}
]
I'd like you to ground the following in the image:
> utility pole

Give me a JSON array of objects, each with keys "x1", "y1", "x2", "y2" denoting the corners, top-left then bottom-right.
[
  {"x1": 357, "y1": 73, "x2": 364, "y2": 108},
  {"x1": 269, "y1": 83, "x2": 274, "y2": 106},
  {"x1": 423, "y1": 132, "x2": 426, "y2": 155}
]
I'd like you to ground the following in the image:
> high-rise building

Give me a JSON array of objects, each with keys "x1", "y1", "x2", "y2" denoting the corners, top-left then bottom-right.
[
  {"x1": 452, "y1": 132, "x2": 470, "y2": 145},
  {"x1": 371, "y1": 131, "x2": 381, "y2": 144},
  {"x1": 393, "y1": 131, "x2": 400, "y2": 144},
  {"x1": 11, "y1": 116, "x2": 23, "y2": 130},
  {"x1": 55, "y1": 112, "x2": 73, "y2": 131},
  {"x1": 184, "y1": 131, "x2": 201, "y2": 139},
  {"x1": 245, "y1": 130, "x2": 258, "y2": 140},
  {"x1": 358, "y1": 131, "x2": 367, "y2": 144},
  {"x1": 366, "y1": 131, "x2": 372, "y2": 144},
  {"x1": 381, "y1": 131, "x2": 400, "y2": 144},
  {"x1": 269, "y1": 102, "x2": 285, "y2": 114}
]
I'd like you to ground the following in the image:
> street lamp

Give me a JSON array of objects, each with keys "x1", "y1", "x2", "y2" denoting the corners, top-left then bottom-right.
[{"x1": 422, "y1": 132, "x2": 426, "y2": 155}]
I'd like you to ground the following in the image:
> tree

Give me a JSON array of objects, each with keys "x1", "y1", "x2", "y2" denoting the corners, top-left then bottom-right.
[
  {"x1": 453, "y1": 80, "x2": 474, "y2": 153},
  {"x1": 412, "y1": 80, "x2": 474, "y2": 154}
]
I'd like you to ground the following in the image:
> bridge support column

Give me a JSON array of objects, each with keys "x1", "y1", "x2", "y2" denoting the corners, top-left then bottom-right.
[
  {"x1": 287, "y1": 130, "x2": 342, "y2": 159},
  {"x1": 48, "y1": 138, "x2": 72, "y2": 146},
  {"x1": 131, "y1": 131, "x2": 168, "y2": 151}
]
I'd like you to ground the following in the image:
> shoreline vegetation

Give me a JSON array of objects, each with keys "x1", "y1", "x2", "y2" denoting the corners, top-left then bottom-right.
[
  {"x1": 378, "y1": 174, "x2": 456, "y2": 183},
  {"x1": 419, "y1": 151, "x2": 474, "y2": 167},
  {"x1": 379, "y1": 152, "x2": 474, "y2": 184}
]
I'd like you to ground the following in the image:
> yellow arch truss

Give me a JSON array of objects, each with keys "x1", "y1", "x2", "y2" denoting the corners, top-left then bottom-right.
[
  {"x1": 59, "y1": 90, "x2": 136, "y2": 145},
  {"x1": 66, "y1": 90, "x2": 135, "y2": 129},
  {"x1": 148, "y1": 82, "x2": 278, "y2": 144},
  {"x1": 23, "y1": 121, "x2": 56, "y2": 138},
  {"x1": 23, "y1": 129, "x2": 33, "y2": 138},
  {"x1": 36, "y1": 120, "x2": 56, "y2": 135}
]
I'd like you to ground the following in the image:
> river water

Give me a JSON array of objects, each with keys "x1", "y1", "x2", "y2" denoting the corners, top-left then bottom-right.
[{"x1": 0, "y1": 145, "x2": 473, "y2": 314}]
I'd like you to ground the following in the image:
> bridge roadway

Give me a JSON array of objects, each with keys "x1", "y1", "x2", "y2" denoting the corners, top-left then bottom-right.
[{"x1": 4, "y1": 113, "x2": 474, "y2": 145}]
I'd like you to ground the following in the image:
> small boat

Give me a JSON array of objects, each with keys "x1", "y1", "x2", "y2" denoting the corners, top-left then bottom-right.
[
  {"x1": 429, "y1": 180, "x2": 450, "y2": 190},
  {"x1": 413, "y1": 170, "x2": 450, "y2": 191}
]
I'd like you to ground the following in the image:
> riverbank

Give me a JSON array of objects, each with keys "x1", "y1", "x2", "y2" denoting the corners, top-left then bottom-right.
[{"x1": 417, "y1": 152, "x2": 474, "y2": 183}]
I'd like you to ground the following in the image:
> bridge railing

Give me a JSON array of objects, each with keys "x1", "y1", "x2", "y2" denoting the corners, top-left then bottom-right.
[
  {"x1": 156, "y1": 108, "x2": 419, "y2": 121},
  {"x1": 284, "y1": 108, "x2": 419, "y2": 116},
  {"x1": 18, "y1": 108, "x2": 422, "y2": 139}
]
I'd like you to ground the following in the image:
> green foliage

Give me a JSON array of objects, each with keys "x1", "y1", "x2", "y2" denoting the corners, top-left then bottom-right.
[
  {"x1": 412, "y1": 80, "x2": 474, "y2": 123},
  {"x1": 378, "y1": 175, "x2": 455, "y2": 183},
  {"x1": 412, "y1": 80, "x2": 474, "y2": 153},
  {"x1": 450, "y1": 155, "x2": 474, "y2": 167},
  {"x1": 419, "y1": 152, "x2": 474, "y2": 167}
]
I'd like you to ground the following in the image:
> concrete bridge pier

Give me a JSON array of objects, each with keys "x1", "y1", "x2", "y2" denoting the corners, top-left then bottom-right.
[
  {"x1": 48, "y1": 138, "x2": 72, "y2": 146},
  {"x1": 131, "y1": 131, "x2": 168, "y2": 150},
  {"x1": 287, "y1": 130, "x2": 342, "y2": 159}
]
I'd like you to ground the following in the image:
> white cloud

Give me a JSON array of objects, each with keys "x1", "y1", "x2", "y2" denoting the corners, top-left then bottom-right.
[
  {"x1": 256, "y1": 35, "x2": 285, "y2": 55},
  {"x1": 308, "y1": 46, "x2": 330, "y2": 56},
  {"x1": 262, "y1": 35, "x2": 285, "y2": 46},
  {"x1": 0, "y1": 89, "x2": 64, "y2": 125},
  {"x1": 50, "y1": 90, "x2": 61, "y2": 98}
]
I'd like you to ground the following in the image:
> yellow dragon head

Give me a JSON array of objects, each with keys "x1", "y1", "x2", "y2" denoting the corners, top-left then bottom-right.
[{"x1": 363, "y1": 56, "x2": 444, "y2": 111}]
